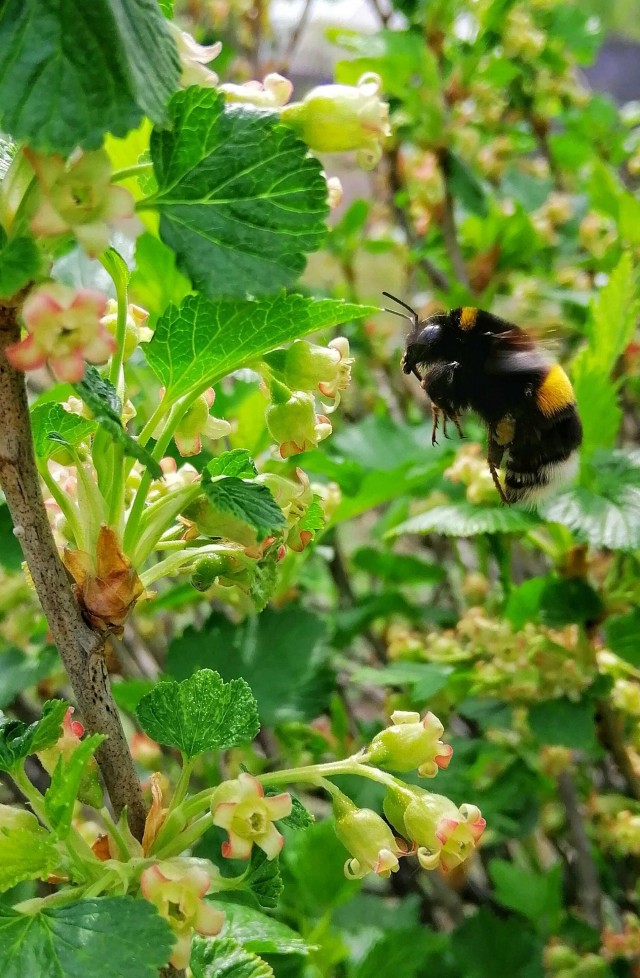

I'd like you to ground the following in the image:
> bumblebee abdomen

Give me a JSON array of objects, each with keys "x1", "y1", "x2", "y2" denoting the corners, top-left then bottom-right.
[{"x1": 504, "y1": 403, "x2": 582, "y2": 505}]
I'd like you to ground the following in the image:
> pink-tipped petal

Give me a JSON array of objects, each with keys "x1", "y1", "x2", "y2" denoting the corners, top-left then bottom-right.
[
  {"x1": 196, "y1": 902, "x2": 225, "y2": 936},
  {"x1": 6, "y1": 335, "x2": 47, "y2": 372},
  {"x1": 140, "y1": 863, "x2": 170, "y2": 899},
  {"x1": 50, "y1": 350, "x2": 86, "y2": 383},
  {"x1": 435, "y1": 818, "x2": 459, "y2": 845},
  {"x1": 263, "y1": 792, "x2": 293, "y2": 821},
  {"x1": 435, "y1": 744, "x2": 454, "y2": 769},
  {"x1": 221, "y1": 831, "x2": 253, "y2": 860},
  {"x1": 255, "y1": 822, "x2": 284, "y2": 860},
  {"x1": 22, "y1": 289, "x2": 66, "y2": 325},
  {"x1": 212, "y1": 801, "x2": 237, "y2": 831}
]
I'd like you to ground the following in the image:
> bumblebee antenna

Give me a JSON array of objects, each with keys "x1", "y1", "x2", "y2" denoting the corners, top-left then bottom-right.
[{"x1": 382, "y1": 291, "x2": 419, "y2": 327}]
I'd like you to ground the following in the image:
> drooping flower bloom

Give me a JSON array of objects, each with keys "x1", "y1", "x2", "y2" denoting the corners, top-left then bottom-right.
[
  {"x1": 27, "y1": 148, "x2": 138, "y2": 257},
  {"x1": 173, "y1": 389, "x2": 232, "y2": 457},
  {"x1": 100, "y1": 299, "x2": 152, "y2": 362},
  {"x1": 270, "y1": 337, "x2": 353, "y2": 409},
  {"x1": 364, "y1": 710, "x2": 454, "y2": 778},
  {"x1": 167, "y1": 22, "x2": 221, "y2": 88},
  {"x1": 7, "y1": 283, "x2": 113, "y2": 382},
  {"x1": 140, "y1": 859, "x2": 225, "y2": 969},
  {"x1": 256, "y1": 468, "x2": 318, "y2": 552},
  {"x1": 384, "y1": 785, "x2": 485, "y2": 873},
  {"x1": 220, "y1": 73, "x2": 293, "y2": 107},
  {"x1": 333, "y1": 794, "x2": 407, "y2": 879},
  {"x1": 266, "y1": 389, "x2": 332, "y2": 458},
  {"x1": 280, "y1": 73, "x2": 391, "y2": 168},
  {"x1": 211, "y1": 772, "x2": 292, "y2": 860}
]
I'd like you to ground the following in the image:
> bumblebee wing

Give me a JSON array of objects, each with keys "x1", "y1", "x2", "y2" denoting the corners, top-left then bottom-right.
[{"x1": 483, "y1": 330, "x2": 551, "y2": 377}]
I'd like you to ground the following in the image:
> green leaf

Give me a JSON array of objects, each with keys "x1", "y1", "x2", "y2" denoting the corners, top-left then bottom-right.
[
  {"x1": 146, "y1": 292, "x2": 375, "y2": 405},
  {"x1": 0, "y1": 699, "x2": 68, "y2": 773},
  {"x1": 202, "y1": 474, "x2": 285, "y2": 543},
  {"x1": 0, "y1": 506, "x2": 23, "y2": 571},
  {"x1": 210, "y1": 901, "x2": 308, "y2": 955},
  {"x1": 448, "y1": 151, "x2": 488, "y2": 216},
  {"x1": 149, "y1": 87, "x2": 328, "y2": 298},
  {"x1": 166, "y1": 610, "x2": 332, "y2": 727},
  {"x1": 207, "y1": 451, "x2": 258, "y2": 479},
  {"x1": 605, "y1": 610, "x2": 640, "y2": 667},
  {"x1": 352, "y1": 662, "x2": 451, "y2": 700},
  {"x1": 572, "y1": 359, "x2": 621, "y2": 461},
  {"x1": 239, "y1": 849, "x2": 283, "y2": 911},
  {"x1": 452, "y1": 909, "x2": 544, "y2": 978},
  {"x1": 190, "y1": 937, "x2": 274, "y2": 978},
  {"x1": 0, "y1": 232, "x2": 41, "y2": 299},
  {"x1": 387, "y1": 503, "x2": 539, "y2": 538},
  {"x1": 136, "y1": 669, "x2": 260, "y2": 759},
  {"x1": 129, "y1": 233, "x2": 191, "y2": 320},
  {"x1": 280, "y1": 796, "x2": 314, "y2": 830},
  {"x1": 0, "y1": 647, "x2": 58, "y2": 711},
  {"x1": 528, "y1": 698, "x2": 598, "y2": 752},
  {"x1": 0, "y1": 818, "x2": 59, "y2": 893},
  {"x1": 45, "y1": 734, "x2": 104, "y2": 835},
  {"x1": 542, "y1": 451, "x2": 640, "y2": 551},
  {"x1": 74, "y1": 366, "x2": 162, "y2": 479},
  {"x1": 0, "y1": 0, "x2": 180, "y2": 155},
  {"x1": 354, "y1": 929, "x2": 446, "y2": 978},
  {"x1": 0, "y1": 897, "x2": 174, "y2": 978},
  {"x1": 30, "y1": 404, "x2": 96, "y2": 462},
  {"x1": 249, "y1": 550, "x2": 280, "y2": 614},
  {"x1": 352, "y1": 547, "x2": 445, "y2": 584},
  {"x1": 489, "y1": 861, "x2": 563, "y2": 933},
  {"x1": 586, "y1": 252, "x2": 639, "y2": 375}
]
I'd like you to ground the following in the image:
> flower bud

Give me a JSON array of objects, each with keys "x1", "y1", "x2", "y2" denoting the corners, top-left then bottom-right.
[
  {"x1": 266, "y1": 389, "x2": 332, "y2": 458},
  {"x1": 280, "y1": 73, "x2": 390, "y2": 168},
  {"x1": 220, "y1": 73, "x2": 293, "y2": 107},
  {"x1": 174, "y1": 389, "x2": 231, "y2": 457},
  {"x1": 364, "y1": 710, "x2": 453, "y2": 778},
  {"x1": 100, "y1": 299, "x2": 152, "y2": 361},
  {"x1": 384, "y1": 784, "x2": 485, "y2": 873},
  {"x1": 333, "y1": 794, "x2": 405, "y2": 879}
]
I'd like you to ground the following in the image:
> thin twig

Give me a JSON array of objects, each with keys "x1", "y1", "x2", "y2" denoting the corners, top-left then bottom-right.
[
  {"x1": 599, "y1": 701, "x2": 640, "y2": 802},
  {"x1": 386, "y1": 147, "x2": 451, "y2": 293},
  {"x1": 436, "y1": 148, "x2": 471, "y2": 293},
  {"x1": 556, "y1": 770, "x2": 603, "y2": 930},
  {"x1": 0, "y1": 295, "x2": 147, "y2": 840},
  {"x1": 282, "y1": 0, "x2": 315, "y2": 69}
]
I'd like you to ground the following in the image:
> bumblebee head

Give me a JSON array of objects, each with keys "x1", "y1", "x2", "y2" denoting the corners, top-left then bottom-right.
[{"x1": 382, "y1": 293, "x2": 459, "y2": 376}]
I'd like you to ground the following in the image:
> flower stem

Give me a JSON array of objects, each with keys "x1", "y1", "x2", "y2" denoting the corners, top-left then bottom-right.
[{"x1": 111, "y1": 163, "x2": 154, "y2": 184}]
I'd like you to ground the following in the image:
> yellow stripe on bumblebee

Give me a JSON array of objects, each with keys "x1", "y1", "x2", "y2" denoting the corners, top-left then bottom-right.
[
  {"x1": 535, "y1": 363, "x2": 575, "y2": 417},
  {"x1": 459, "y1": 307, "x2": 478, "y2": 330}
]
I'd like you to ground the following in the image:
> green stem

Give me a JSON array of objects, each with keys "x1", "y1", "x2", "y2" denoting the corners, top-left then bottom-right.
[
  {"x1": 111, "y1": 163, "x2": 154, "y2": 184},
  {"x1": 100, "y1": 807, "x2": 131, "y2": 861},
  {"x1": 154, "y1": 813, "x2": 212, "y2": 860},
  {"x1": 172, "y1": 757, "x2": 195, "y2": 811},
  {"x1": 14, "y1": 884, "x2": 92, "y2": 915},
  {"x1": 12, "y1": 766, "x2": 50, "y2": 827},
  {"x1": 38, "y1": 462, "x2": 84, "y2": 548},
  {"x1": 107, "y1": 443, "x2": 126, "y2": 531},
  {"x1": 132, "y1": 482, "x2": 201, "y2": 567},
  {"x1": 123, "y1": 397, "x2": 197, "y2": 555}
]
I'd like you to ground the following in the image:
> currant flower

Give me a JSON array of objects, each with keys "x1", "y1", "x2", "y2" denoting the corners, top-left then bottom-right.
[
  {"x1": 333, "y1": 794, "x2": 407, "y2": 879},
  {"x1": 266, "y1": 388, "x2": 332, "y2": 458},
  {"x1": 211, "y1": 772, "x2": 292, "y2": 860},
  {"x1": 37, "y1": 707, "x2": 102, "y2": 808},
  {"x1": 173, "y1": 389, "x2": 232, "y2": 457},
  {"x1": 364, "y1": 710, "x2": 454, "y2": 778},
  {"x1": 140, "y1": 859, "x2": 225, "y2": 969},
  {"x1": 220, "y1": 73, "x2": 293, "y2": 107},
  {"x1": 270, "y1": 337, "x2": 353, "y2": 408},
  {"x1": 384, "y1": 785, "x2": 486, "y2": 873},
  {"x1": 6, "y1": 283, "x2": 113, "y2": 383},
  {"x1": 167, "y1": 23, "x2": 221, "y2": 88},
  {"x1": 280, "y1": 73, "x2": 391, "y2": 168},
  {"x1": 100, "y1": 300, "x2": 152, "y2": 361},
  {"x1": 27, "y1": 148, "x2": 138, "y2": 257}
]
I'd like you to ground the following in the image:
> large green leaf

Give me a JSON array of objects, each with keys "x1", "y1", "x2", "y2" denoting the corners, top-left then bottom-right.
[
  {"x1": 209, "y1": 901, "x2": 309, "y2": 955},
  {"x1": 0, "y1": 0, "x2": 180, "y2": 155},
  {"x1": 489, "y1": 861, "x2": 563, "y2": 934},
  {"x1": 0, "y1": 232, "x2": 41, "y2": 299},
  {"x1": 0, "y1": 700, "x2": 68, "y2": 773},
  {"x1": 605, "y1": 609, "x2": 640, "y2": 667},
  {"x1": 148, "y1": 87, "x2": 328, "y2": 298},
  {"x1": 542, "y1": 450, "x2": 640, "y2": 551},
  {"x1": 387, "y1": 503, "x2": 539, "y2": 538},
  {"x1": 145, "y1": 292, "x2": 375, "y2": 404},
  {"x1": 166, "y1": 610, "x2": 332, "y2": 727},
  {"x1": 30, "y1": 404, "x2": 96, "y2": 462},
  {"x1": 190, "y1": 937, "x2": 273, "y2": 978},
  {"x1": 0, "y1": 819, "x2": 59, "y2": 893},
  {"x1": 0, "y1": 897, "x2": 174, "y2": 978},
  {"x1": 136, "y1": 669, "x2": 260, "y2": 759},
  {"x1": 202, "y1": 473, "x2": 285, "y2": 543},
  {"x1": 0, "y1": 647, "x2": 58, "y2": 710},
  {"x1": 238, "y1": 848, "x2": 283, "y2": 910}
]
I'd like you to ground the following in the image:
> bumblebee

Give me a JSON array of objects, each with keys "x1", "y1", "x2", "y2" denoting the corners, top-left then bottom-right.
[{"x1": 384, "y1": 293, "x2": 583, "y2": 505}]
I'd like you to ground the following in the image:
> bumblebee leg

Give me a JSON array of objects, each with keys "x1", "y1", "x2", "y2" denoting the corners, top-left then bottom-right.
[
  {"x1": 488, "y1": 460, "x2": 509, "y2": 505},
  {"x1": 412, "y1": 366, "x2": 423, "y2": 382},
  {"x1": 431, "y1": 405, "x2": 440, "y2": 446},
  {"x1": 487, "y1": 433, "x2": 509, "y2": 505},
  {"x1": 442, "y1": 415, "x2": 450, "y2": 439},
  {"x1": 452, "y1": 415, "x2": 465, "y2": 439}
]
